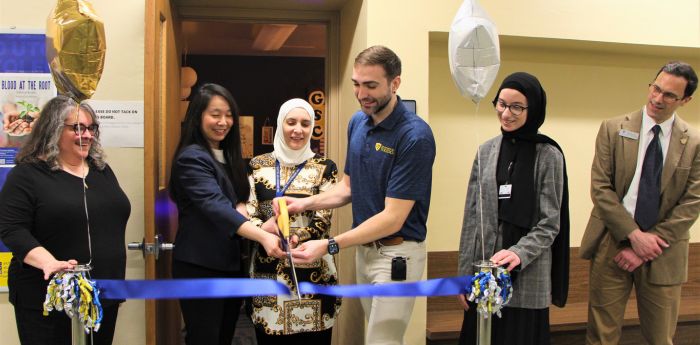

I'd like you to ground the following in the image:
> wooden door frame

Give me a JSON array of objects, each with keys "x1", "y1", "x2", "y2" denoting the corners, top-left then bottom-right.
[
  {"x1": 171, "y1": 5, "x2": 351, "y2": 344},
  {"x1": 146, "y1": 3, "x2": 346, "y2": 344},
  {"x1": 145, "y1": 0, "x2": 182, "y2": 344},
  {"x1": 143, "y1": 0, "x2": 157, "y2": 342}
]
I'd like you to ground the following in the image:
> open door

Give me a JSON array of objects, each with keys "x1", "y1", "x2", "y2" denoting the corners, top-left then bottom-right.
[{"x1": 141, "y1": 0, "x2": 182, "y2": 344}]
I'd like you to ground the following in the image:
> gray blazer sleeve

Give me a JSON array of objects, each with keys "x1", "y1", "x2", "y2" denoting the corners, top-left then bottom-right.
[
  {"x1": 458, "y1": 137, "x2": 501, "y2": 276},
  {"x1": 509, "y1": 144, "x2": 564, "y2": 269}
]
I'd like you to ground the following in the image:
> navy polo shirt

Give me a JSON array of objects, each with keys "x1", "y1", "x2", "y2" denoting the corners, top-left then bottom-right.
[{"x1": 344, "y1": 97, "x2": 436, "y2": 241}]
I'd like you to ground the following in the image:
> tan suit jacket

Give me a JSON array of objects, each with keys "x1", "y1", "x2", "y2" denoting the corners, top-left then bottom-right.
[{"x1": 580, "y1": 110, "x2": 700, "y2": 285}]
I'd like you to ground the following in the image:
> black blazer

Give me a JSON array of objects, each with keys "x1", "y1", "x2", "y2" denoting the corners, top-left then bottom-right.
[{"x1": 170, "y1": 144, "x2": 248, "y2": 272}]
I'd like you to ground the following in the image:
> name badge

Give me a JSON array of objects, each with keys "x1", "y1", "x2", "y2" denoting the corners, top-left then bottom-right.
[
  {"x1": 619, "y1": 129, "x2": 639, "y2": 140},
  {"x1": 498, "y1": 184, "x2": 512, "y2": 199}
]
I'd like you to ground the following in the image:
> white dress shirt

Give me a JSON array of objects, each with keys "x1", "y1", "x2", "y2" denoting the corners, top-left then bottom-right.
[{"x1": 622, "y1": 107, "x2": 674, "y2": 217}]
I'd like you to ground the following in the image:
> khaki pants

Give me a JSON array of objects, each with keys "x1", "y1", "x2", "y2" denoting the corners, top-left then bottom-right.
[
  {"x1": 355, "y1": 240, "x2": 426, "y2": 345},
  {"x1": 586, "y1": 234, "x2": 681, "y2": 345}
]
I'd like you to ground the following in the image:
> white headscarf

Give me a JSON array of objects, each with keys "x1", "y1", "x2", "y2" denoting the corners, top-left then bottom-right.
[{"x1": 272, "y1": 98, "x2": 316, "y2": 166}]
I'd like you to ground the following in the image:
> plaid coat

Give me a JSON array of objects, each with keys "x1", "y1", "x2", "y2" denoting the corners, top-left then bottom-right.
[{"x1": 458, "y1": 135, "x2": 564, "y2": 309}]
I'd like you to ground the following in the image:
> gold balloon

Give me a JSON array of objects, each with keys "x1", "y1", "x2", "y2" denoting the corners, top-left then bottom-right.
[{"x1": 46, "y1": 0, "x2": 106, "y2": 102}]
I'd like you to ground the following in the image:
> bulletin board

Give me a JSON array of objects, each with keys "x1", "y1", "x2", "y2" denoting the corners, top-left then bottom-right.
[{"x1": 0, "y1": 30, "x2": 58, "y2": 292}]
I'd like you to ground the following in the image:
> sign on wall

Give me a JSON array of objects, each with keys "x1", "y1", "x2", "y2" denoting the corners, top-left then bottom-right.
[
  {"x1": 85, "y1": 100, "x2": 144, "y2": 147},
  {"x1": 308, "y1": 90, "x2": 325, "y2": 155}
]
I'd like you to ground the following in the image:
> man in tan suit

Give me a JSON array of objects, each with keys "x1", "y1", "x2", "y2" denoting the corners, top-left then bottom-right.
[{"x1": 581, "y1": 61, "x2": 699, "y2": 345}]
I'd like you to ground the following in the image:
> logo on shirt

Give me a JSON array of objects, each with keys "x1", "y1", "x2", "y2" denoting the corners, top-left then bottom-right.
[{"x1": 375, "y1": 142, "x2": 395, "y2": 155}]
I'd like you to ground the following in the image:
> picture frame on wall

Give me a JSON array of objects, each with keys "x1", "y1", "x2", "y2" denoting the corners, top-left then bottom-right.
[
  {"x1": 261, "y1": 117, "x2": 273, "y2": 145},
  {"x1": 239, "y1": 115, "x2": 254, "y2": 158}
]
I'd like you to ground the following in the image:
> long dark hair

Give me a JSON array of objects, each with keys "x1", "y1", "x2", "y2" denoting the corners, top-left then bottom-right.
[{"x1": 170, "y1": 83, "x2": 249, "y2": 201}]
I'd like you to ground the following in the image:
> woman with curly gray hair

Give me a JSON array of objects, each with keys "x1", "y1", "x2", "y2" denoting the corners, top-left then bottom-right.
[{"x1": 0, "y1": 95, "x2": 131, "y2": 345}]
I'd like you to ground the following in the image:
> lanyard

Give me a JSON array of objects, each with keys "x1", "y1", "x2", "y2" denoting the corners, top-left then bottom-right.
[
  {"x1": 505, "y1": 160, "x2": 515, "y2": 184},
  {"x1": 503, "y1": 144, "x2": 519, "y2": 185},
  {"x1": 275, "y1": 160, "x2": 306, "y2": 197}
]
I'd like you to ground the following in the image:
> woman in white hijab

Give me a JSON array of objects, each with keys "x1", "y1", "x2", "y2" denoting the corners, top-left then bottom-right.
[{"x1": 246, "y1": 98, "x2": 340, "y2": 345}]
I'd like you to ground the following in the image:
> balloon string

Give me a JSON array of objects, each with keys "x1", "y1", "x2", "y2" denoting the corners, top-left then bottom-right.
[
  {"x1": 75, "y1": 102, "x2": 93, "y2": 267},
  {"x1": 471, "y1": 1, "x2": 482, "y2": 105},
  {"x1": 470, "y1": 0, "x2": 486, "y2": 261},
  {"x1": 473, "y1": 101, "x2": 486, "y2": 261}
]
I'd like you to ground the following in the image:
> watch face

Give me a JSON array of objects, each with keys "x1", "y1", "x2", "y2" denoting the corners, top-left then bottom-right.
[{"x1": 328, "y1": 239, "x2": 339, "y2": 255}]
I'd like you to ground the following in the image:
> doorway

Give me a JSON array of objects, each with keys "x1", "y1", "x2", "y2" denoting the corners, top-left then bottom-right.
[
  {"x1": 151, "y1": 1, "x2": 357, "y2": 342},
  {"x1": 180, "y1": 21, "x2": 328, "y2": 159},
  {"x1": 180, "y1": 20, "x2": 329, "y2": 345}
]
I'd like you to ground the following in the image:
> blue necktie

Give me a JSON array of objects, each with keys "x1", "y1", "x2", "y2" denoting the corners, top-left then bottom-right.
[{"x1": 634, "y1": 125, "x2": 663, "y2": 231}]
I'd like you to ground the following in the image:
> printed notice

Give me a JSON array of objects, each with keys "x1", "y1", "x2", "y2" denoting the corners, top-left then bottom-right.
[{"x1": 86, "y1": 100, "x2": 144, "y2": 147}]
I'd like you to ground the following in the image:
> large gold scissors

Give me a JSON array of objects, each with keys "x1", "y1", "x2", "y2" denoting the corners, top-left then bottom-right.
[{"x1": 277, "y1": 199, "x2": 302, "y2": 300}]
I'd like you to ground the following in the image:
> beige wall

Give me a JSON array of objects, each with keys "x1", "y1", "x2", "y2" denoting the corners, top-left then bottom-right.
[
  {"x1": 428, "y1": 34, "x2": 700, "y2": 252},
  {"x1": 0, "y1": 1, "x2": 145, "y2": 344},
  {"x1": 479, "y1": 0, "x2": 700, "y2": 47},
  {"x1": 357, "y1": 0, "x2": 700, "y2": 252}
]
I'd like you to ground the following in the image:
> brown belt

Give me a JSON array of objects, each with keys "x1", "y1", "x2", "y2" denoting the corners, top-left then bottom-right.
[{"x1": 362, "y1": 236, "x2": 415, "y2": 248}]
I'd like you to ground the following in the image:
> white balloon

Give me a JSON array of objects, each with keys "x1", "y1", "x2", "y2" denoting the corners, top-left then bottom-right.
[{"x1": 448, "y1": 0, "x2": 500, "y2": 103}]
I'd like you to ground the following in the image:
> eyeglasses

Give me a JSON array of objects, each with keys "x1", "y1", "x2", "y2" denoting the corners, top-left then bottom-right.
[
  {"x1": 64, "y1": 123, "x2": 99, "y2": 135},
  {"x1": 648, "y1": 83, "x2": 683, "y2": 102},
  {"x1": 495, "y1": 100, "x2": 528, "y2": 116}
]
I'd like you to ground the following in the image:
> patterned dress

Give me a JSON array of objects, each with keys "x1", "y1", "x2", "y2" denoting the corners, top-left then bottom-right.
[{"x1": 246, "y1": 153, "x2": 341, "y2": 335}]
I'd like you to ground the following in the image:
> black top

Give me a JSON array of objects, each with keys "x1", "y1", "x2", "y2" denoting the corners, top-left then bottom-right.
[
  {"x1": 169, "y1": 144, "x2": 248, "y2": 272},
  {"x1": 0, "y1": 161, "x2": 131, "y2": 309},
  {"x1": 493, "y1": 72, "x2": 570, "y2": 307}
]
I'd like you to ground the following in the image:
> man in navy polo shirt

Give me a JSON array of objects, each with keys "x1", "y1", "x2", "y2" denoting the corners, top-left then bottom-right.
[{"x1": 288, "y1": 45, "x2": 436, "y2": 344}]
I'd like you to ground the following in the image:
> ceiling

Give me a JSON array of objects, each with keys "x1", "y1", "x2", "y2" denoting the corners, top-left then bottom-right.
[
  {"x1": 181, "y1": 21, "x2": 326, "y2": 57},
  {"x1": 173, "y1": 0, "x2": 348, "y2": 11},
  {"x1": 175, "y1": 0, "x2": 340, "y2": 57}
]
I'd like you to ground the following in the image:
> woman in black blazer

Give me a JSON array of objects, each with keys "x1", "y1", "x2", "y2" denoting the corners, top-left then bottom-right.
[{"x1": 169, "y1": 83, "x2": 285, "y2": 345}]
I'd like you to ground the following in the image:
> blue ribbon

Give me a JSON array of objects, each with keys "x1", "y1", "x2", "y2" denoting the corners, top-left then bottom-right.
[
  {"x1": 300, "y1": 276, "x2": 472, "y2": 297},
  {"x1": 97, "y1": 278, "x2": 290, "y2": 299},
  {"x1": 97, "y1": 276, "x2": 473, "y2": 300}
]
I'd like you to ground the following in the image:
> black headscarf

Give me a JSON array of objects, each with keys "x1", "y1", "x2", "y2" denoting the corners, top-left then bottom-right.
[{"x1": 493, "y1": 72, "x2": 570, "y2": 307}]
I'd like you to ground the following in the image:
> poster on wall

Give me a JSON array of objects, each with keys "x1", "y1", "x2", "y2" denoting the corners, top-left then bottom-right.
[
  {"x1": 0, "y1": 34, "x2": 57, "y2": 162},
  {"x1": 239, "y1": 115, "x2": 254, "y2": 159},
  {"x1": 0, "y1": 30, "x2": 58, "y2": 292},
  {"x1": 261, "y1": 117, "x2": 274, "y2": 145},
  {"x1": 0, "y1": 242, "x2": 10, "y2": 291}
]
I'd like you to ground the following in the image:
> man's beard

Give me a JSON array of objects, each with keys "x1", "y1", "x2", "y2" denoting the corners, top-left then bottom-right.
[{"x1": 363, "y1": 93, "x2": 392, "y2": 116}]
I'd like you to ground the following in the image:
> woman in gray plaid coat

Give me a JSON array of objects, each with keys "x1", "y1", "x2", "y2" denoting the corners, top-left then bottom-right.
[{"x1": 457, "y1": 72, "x2": 570, "y2": 345}]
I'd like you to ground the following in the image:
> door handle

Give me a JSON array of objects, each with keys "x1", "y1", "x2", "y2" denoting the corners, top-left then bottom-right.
[{"x1": 127, "y1": 234, "x2": 174, "y2": 260}]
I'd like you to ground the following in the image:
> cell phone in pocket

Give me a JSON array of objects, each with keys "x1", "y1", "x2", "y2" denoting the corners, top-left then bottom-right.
[{"x1": 391, "y1": 256, "x2": 407, "y2": 281}]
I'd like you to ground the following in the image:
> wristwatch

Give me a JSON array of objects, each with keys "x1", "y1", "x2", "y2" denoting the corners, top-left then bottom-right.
[{"x1": 327, "y1": 237, "x2": 339, "y2": 255}]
